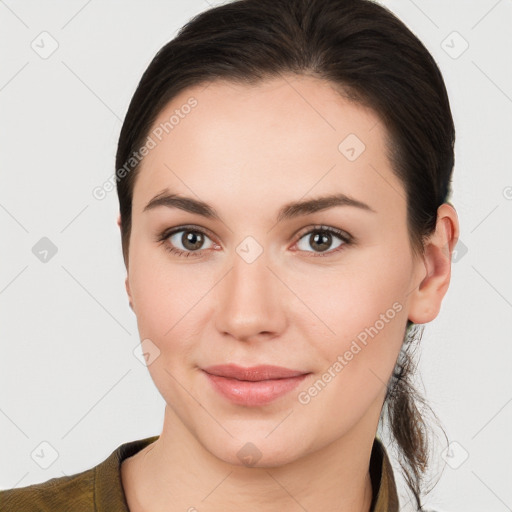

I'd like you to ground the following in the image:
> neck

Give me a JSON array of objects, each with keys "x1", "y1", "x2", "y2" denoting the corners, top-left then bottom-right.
[{"x1": 122, "y1": 402, "x2": 382, "y2": 512}]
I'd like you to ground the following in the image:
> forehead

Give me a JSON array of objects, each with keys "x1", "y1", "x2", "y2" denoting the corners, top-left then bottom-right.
[{"x1": 132, "y1": 75, "x2": 405, "y2": 218}]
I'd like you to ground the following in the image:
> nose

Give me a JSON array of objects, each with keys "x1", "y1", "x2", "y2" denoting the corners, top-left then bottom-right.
[{"x1": 214, "y1": 245, "x2": 286, "y2": 343}]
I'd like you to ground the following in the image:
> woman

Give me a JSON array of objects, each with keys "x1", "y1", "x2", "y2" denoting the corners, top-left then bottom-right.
[{"x1": 1, "y1": 0, "x2": 459, "y2": 510}]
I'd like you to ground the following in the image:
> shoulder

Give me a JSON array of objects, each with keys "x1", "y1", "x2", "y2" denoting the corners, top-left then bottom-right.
[
  {"x1": 0, "y1": 436, "x2": 160, "y2": 512},
  {"x1": 0, "y1": 467, "x2": 95, "y2": 512}
]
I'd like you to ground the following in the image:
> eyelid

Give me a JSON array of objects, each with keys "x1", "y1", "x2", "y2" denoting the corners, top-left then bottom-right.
[
  {"x1": 294, "y1": 224, "x2": 353, "y2": 244},
  {"x1": 157, "y1": 224, "x2": 216, "y2": 242}
]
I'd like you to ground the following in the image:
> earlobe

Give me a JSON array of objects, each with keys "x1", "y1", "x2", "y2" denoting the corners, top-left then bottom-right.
[
  {"x1": 407, "y1": 203, "x2": 459, "y2": 324},
  {"x1": 117, "y1": 214, "x2": 122, "y2": 229}
]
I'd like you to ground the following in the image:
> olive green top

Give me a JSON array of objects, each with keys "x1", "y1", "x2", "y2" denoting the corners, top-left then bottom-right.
[{"x1": 0, "y1": 435, "x2": 399, "y2": 511}]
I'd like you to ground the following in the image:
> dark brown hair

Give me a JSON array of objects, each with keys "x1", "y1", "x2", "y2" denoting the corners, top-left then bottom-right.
[{"x1": 115, "y1": 0, "x2": 454, "y2": 508}]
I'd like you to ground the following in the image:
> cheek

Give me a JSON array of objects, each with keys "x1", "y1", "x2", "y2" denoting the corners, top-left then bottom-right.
[
  {"x1": 291, "y1": 248, "x2": 410, "y2": 391},
  {"x1": 294, "y1": 275, "x2": 407, "y2": 433},
  {"x1": 304, "y1": 286, "x2": 406, "y2": 384},
  {"x1": 129, "y1": 256, "x2": 203, "y2": 397},
  {"x1": 129, "y1": 241, "x2": 180, "y2": 336},
  {"x1": 292, "y1": 247, "x2": 410, "y2": 338},
  {"x1": 128, "y1": 240, "x2": 217, "y2": 352}
]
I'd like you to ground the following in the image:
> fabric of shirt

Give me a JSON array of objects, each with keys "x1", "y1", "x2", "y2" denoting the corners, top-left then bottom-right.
[{"x1": 0, "y1": 435, "x2": 399, "y2": 511}]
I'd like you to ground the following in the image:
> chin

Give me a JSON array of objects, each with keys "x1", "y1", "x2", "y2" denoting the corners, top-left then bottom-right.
[{"x1": 201, "y1": 430, "x2": 307, "y2": 469}]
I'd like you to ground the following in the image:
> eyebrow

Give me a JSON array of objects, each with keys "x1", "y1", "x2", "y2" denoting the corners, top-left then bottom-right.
[{"x1": 143, "y1": 189, "x2": 376, "y2": 222}]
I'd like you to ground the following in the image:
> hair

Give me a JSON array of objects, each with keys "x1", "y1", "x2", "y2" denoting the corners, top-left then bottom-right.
[{"x1": 115, "y1": 0, "x2": 455, "y2": 508}]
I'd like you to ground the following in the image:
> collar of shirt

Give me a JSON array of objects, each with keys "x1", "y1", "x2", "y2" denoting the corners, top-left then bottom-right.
[{"x1": 96, "y1": 435, "x2": 399, "y2": 511}]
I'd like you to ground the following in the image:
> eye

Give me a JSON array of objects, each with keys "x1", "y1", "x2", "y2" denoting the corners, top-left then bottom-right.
[
  {"x1": 156, "y1": 224, "x2": 353, "y2": 259},
  {"x1": 294, "y1": 225, "x2": 352, "y2": 257},
  {"x1": 157, "y1": 226, "x2": 217, "y2": 258}
]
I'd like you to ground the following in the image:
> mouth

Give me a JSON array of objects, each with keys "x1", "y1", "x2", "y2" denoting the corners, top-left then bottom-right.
[
  {"x1": 202, "y1": 364, "x2": 309, "y2": 381},
  {"x1": 202, "y1": 364, "x2": 311, "y2": 406}
]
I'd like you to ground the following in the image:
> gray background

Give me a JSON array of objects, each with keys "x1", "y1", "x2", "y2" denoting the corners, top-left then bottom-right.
[{"x1": 1, "y1": 1, "x2": 511, "y2": 510}]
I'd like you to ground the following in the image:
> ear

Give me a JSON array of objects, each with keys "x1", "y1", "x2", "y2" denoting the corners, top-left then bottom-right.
[
  {"x1": 125, "y1": 276, "x2": 134, "y2": 312},
  {"x1": 118, "y1": 213, "x2": 134, "y2": 311},
  {"x1": 408, "y1": 202, "x2": 460, "y2": 324}
]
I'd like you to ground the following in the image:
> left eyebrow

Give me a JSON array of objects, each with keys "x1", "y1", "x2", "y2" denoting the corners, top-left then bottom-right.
[
  {"x1": 143, "y1": 191, "x2": 221, "y2": 220},
  {"x1": 142, "y1": 190, "x2": 376, "y2": 221}
]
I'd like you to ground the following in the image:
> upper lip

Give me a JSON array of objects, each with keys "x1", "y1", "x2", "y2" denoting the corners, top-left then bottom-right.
[{"x1": 203, "y1": 364, "x2": 309, "y2": 381}]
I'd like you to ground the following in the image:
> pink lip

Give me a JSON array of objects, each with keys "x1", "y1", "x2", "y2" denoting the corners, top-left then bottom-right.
[{"x1": 202, "y1": 364, "x2": 310, "y2": 406}]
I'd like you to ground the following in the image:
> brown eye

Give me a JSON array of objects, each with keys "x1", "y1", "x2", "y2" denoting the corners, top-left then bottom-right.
[
  {"x1": 156, "y1": 226, "x2": 217, "y2": 258},
  {"x1": 295, "y1": 226, "x2": 351, "y2": 256},
  {"x1": 180, "y1": 230, "x2": 205, "y2": 251}
]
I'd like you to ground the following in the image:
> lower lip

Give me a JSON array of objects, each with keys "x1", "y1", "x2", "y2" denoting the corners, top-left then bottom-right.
[{"x1": 203, "y1": 371, "x2": 309, "y2": 406}]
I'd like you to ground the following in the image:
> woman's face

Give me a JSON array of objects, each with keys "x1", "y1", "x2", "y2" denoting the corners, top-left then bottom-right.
[{"x1": 125, "y1": 75, "x2": 427, "y2": 465}]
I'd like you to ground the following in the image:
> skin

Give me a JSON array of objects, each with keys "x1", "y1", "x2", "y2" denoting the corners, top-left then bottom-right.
[{"x1": 117, "y1": 74, "x2": 459, "y2": 512}]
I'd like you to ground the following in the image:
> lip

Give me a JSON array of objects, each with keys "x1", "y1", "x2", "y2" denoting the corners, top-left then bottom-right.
[
  {"x1": 202, "y1": 364, "x2": 310, "y2": 406},
  {"x1": 203, "y1": 364, "x2": 308, "y2": 381}
]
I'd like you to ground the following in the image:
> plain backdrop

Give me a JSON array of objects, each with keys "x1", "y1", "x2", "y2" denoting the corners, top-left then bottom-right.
[{"x1": 1, "y1": 1, "x2": 511, "y2": 511}]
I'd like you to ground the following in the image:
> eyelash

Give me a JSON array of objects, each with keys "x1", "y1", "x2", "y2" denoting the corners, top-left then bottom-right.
[{"x1": 156, "y1": 224, "x2": 353, "y2": 259}]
